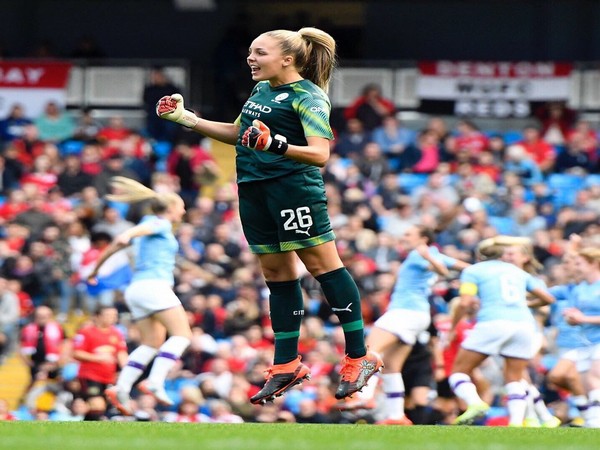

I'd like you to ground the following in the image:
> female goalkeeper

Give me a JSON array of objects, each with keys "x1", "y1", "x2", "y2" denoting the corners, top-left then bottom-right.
[{"x1": 157, "y1": 27, "x2": 382, "y2": 405}]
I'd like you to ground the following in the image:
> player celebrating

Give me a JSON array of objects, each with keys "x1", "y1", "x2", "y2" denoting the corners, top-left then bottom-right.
[
  {"x1": 156, "y1": 27, "x2": 382, "y2": 404},
  {"x1": 364, "y1": 225, "x2": 469, "y2": 425},
  {"x1": 449, "y1": 239, "x2": 555, "y2": 426},
  {"x1": 561, "y1": 247, "x2": 600, "y2": 427},
  {"x1": 89, "y1": 177, "x2": 192, "y2": 415},
  {"x1": 500, "y1": 240, "x2": 561, "y2": 428}
]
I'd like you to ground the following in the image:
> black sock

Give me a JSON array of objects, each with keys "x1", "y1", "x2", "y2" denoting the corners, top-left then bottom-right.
[
  {"x1": 316, "y1": 267, "x2": 366, "y2": 358},
  {"x1": 266, "y1": 279, "x2": 304, "y2": 364}
]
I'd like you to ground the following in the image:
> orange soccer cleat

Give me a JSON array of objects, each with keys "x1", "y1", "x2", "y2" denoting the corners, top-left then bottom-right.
[
  {"x1": 250, "y1": 356, "x2": 311, "y2": 405},
  {"x1": 335, "y1": 350, "x2": 383, "y2": 400},
  {"x1": 104, "y1": 386, "x2": 133, "y2": 416},
  {"x1": 376, "y1": 416, "x2": 414, "y2": 426}
]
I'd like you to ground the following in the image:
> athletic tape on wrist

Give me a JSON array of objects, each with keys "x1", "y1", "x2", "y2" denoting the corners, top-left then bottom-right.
[{"x1": 268, "y1": 135, "x2": 288, "y2": 155}]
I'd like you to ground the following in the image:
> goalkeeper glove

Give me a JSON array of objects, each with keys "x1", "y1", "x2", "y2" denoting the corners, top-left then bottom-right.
[
  {"x1": 156, "y1": 93, "x2": 199, "y2": 128},
  {"x1": 242, "y1": 119, "x2": 288, "y2": 155}
]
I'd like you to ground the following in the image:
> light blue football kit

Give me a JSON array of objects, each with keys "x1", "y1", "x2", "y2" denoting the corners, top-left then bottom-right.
[
  {"x1": 375, "y1": 246, "x2": 456, "y2": 345},
  {"x1": 125, "y1": 214, "x2": 181, "y2": 320},
  {"x1": 131, "y1": 215, "x2": 178, "y2": 285},
  {"x1": 459, "y1": 260, "x2": 544, "y2": 358},
  {"x1": 388, "y1": 247, "x2": 457, "y2": 312}
]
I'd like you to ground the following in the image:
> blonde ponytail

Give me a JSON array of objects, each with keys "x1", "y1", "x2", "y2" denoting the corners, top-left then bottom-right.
[
  {"x1": 106, "y1": 176, "x2": 181, "y2": 213},
  {"x1": 265, "y1": 27, "x2": 337, "y2": 92},
  {"x1": 106, "y1": 176, "x2": 157, "y2": 203}
]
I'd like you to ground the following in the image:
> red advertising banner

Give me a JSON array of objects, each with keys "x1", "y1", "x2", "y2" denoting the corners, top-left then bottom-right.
[
  {"x1": 417, "y1": 61, "x2": 574, "y2": 118},
  {"x1": 0, "y1": 61, "x2": 72, "y2": 118}
]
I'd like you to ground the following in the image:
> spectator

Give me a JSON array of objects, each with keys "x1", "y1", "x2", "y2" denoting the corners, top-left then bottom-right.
[
  {"x1": 8, "y1": 124, "x2": 45, "y2": 171},
  {"x1": 92, "y1": 206, "x2": 134, "y2": 240},
  {"x1": 0, "y1": 277, "x2": 20, "y2": 362},
  {"x1": 453, "y1": 162, "x2": 496, "y2": 199},
  {"x1": 142, "y1": 67, "x2": 182, "y2": 142},
  {"x1": 411, "y1": 129, "x2": 442, "y2": 174},
  {"x1": 454, "y1": 120, "x2": 489, "y2": 156},
  {"x1": 97, "y1": 116, "x2": 131, "y2": 148},
  {"x1": 72, "y1": 107, "x2": 103, "y2": 142},
  {"x1": 40, "y1": 225, "x2": 74, "y2": 320},
  {"x1": 503, "y1": 144, "x2": 543, "y2": 186},
  {"x1": 354, "y1": 142, "x2": 391, "y2": 185},
  {"x1": 567, "y1": 119, "x2": 599, "y2": 163},
  {"x1": 0, "y1": 103, "x2": 33, "y2": 142},
  {"x1": 294, "y1": 398, "x2": 330, "y2": 423},
  {"x1": 13, "y1": 194, "x2": 55, "y2": 240},
  {"x1": 534, "y1": 101, "x2": 577, "y2": 148},
  {"x1": 512, "y1": 204, "x2": 547, "y2": 238},
  {"x1": 555, "y1": 131, "x2": 595, "y2": 174},
  {"x1": 412, "y1": 171, "x2": 460, "y2": 210},
  {"x1": 344, "y1": 83, "x2": 396, "y2": 131},
  {"x1": 371, "y1": 115, "x2": 416, "y2": 170},
  {"x1": 20, "y1": 154, "x2": 58, "y2": 195},
  {"x1": 34, "y1": 102, "x2": 76, "y2": 143},
  {"x1": 166, "y1": 142, "x2": 220, "y2": 207},
  {"x1": 176, "y1": 223, "x2": 205, "y2": 264},
  {"x1": 332, "y1": 118, "x2": 370, "y2": 159},
  {"x1": 57, "y1": 154, "x2": 94, "y2": 198},
  {"x1": 19, "y1": 306, "x2": 65, "y2": 389},
  {"x1": 373, "y1": 195, "x2": 421, "y2": 239},
  {"x1": 520, "y1": 125, "x2": 556, "y2": 172},
  {"x1": 208, "y1": 399, "x2": 244, "y2": 423},
  {"x1": 93, "y1": 153, "x2": 139, "y2": 197},
  {"x1": 0, "y1": 154, "x2": 20, "y2": 195}
]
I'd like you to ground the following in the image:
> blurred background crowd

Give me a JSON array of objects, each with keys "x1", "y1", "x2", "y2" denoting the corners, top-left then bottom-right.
[{"x1": 0, "y1": 76, "x2": 598, "y2": 426}]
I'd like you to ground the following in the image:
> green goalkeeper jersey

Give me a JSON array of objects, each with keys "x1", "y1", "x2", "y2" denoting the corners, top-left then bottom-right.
[{"x1": 234, "y1": 79, "x2": 334, "y2": 183}]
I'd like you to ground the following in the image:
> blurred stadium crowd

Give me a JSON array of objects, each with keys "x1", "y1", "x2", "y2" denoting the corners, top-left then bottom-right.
[{"x1": 0, "y1": 85, "x2": 599, "y2": 425}]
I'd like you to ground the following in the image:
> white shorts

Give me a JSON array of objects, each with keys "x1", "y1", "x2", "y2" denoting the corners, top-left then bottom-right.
[
  {"x1": 373, "y1": 309, "x2": 431, "y2": 345},
  {"x1": 560, "y1": 344, "x2": 600, "y2": 373},
  {"x1": 461, "y1": 320, "x2": 537, "y2": 360},
  {"x1": 531, "y1": 331, "x2": 544, "y2": 354},
  {"x1": 124, "y1": 279, "x2": 182, "y2": 320}
]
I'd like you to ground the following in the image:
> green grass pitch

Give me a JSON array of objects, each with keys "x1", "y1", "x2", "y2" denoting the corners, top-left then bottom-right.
[{"x1": 0, "y1": 422, "x2": 597, "y2": 450}]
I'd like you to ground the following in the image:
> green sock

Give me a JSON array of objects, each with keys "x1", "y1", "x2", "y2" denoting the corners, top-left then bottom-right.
[
  {"x1": 266, "y1": 279, "x2": 304, "y2": 365},
  {"x1": 315, "y1": 267, "x2": 366, "y2": 358}
]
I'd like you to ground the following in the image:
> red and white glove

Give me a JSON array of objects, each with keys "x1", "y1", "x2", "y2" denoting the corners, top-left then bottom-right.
[
  {"x1": 241, "y1": 120, "x2": 288, "y2": 155},
  {"x1": 156, "y1": 93, "x2": 199, "y2": 128}
]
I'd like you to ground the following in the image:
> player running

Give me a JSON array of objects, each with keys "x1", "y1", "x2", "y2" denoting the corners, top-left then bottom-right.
[{"x1": 450, "y1": 239, "x2": 554, "y2": 426}]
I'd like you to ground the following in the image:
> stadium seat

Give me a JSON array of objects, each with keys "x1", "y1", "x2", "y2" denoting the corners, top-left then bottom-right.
[
  {"x1": 152, "y1": 141, "x2": 172, "y2": 159},
  {"x1": 503, "y1": 130, "x2": 523, "y2": 145},
  {"x1": 585, "y1": 174, "x2": 600, "y2": 187},
  {"x1": 488, "y1": 216, "x2": 516, "y2": 235},
  {"x1": 107, "y1": 200, "x2": 130, "y2": 218},
  {"x1": 60, "y1": 139, "x2": 85, "y2": 156},
  {"x1": 397, "y1": 173, "x2": 428, "y2": 194},
  {"x1": 547, "y1": 173, "x2": 585, "y2": 208}
]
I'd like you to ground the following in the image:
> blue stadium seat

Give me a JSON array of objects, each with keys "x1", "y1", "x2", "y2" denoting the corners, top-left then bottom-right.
[
  {"x1": 488, "y1": 216, "x2": 516, "y2": 235},
  {"x1": 397, "y1": 173, "x2": 428, "y2": 194},
  {"x1": 585, "y1": 174, "x2": 600, "y2": 187},
  {"x1": 152, "y1": 141, "x2": 172, "y2": 159},
  {"x1": 107, "y1": 200, "x2": 130, "y2": 218},
  {"x1": 503, "y1": 130, "x2": 523, "y2": 145},
  {"x1": 547, "y1": 173, "x2": 584, "y2": 208},
  {"x1": 60, "y1": 139, "x2": 85, "y2": 156}
]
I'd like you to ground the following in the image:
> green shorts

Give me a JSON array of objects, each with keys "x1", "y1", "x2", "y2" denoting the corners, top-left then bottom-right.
[{"x1": 238, "y1": 170, "x2": 335, "y2": 254}]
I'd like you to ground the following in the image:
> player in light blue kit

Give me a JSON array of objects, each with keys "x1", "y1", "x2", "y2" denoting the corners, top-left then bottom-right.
[
  {"x1": 559, "y1": 247, "x2": 600, "y2": 427},
  {"x1": 364, "y1": 225, "x2": 469, "y2": 425},
  {"x1": 545, "y1": 246, "x2": 591, "y2": 426},
  {"x1": 88, "y1": 177, "x2": 192, "y2": 416},
  {"x1": 450, "y1": 240, "x2": 554, "y2": 426}
]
